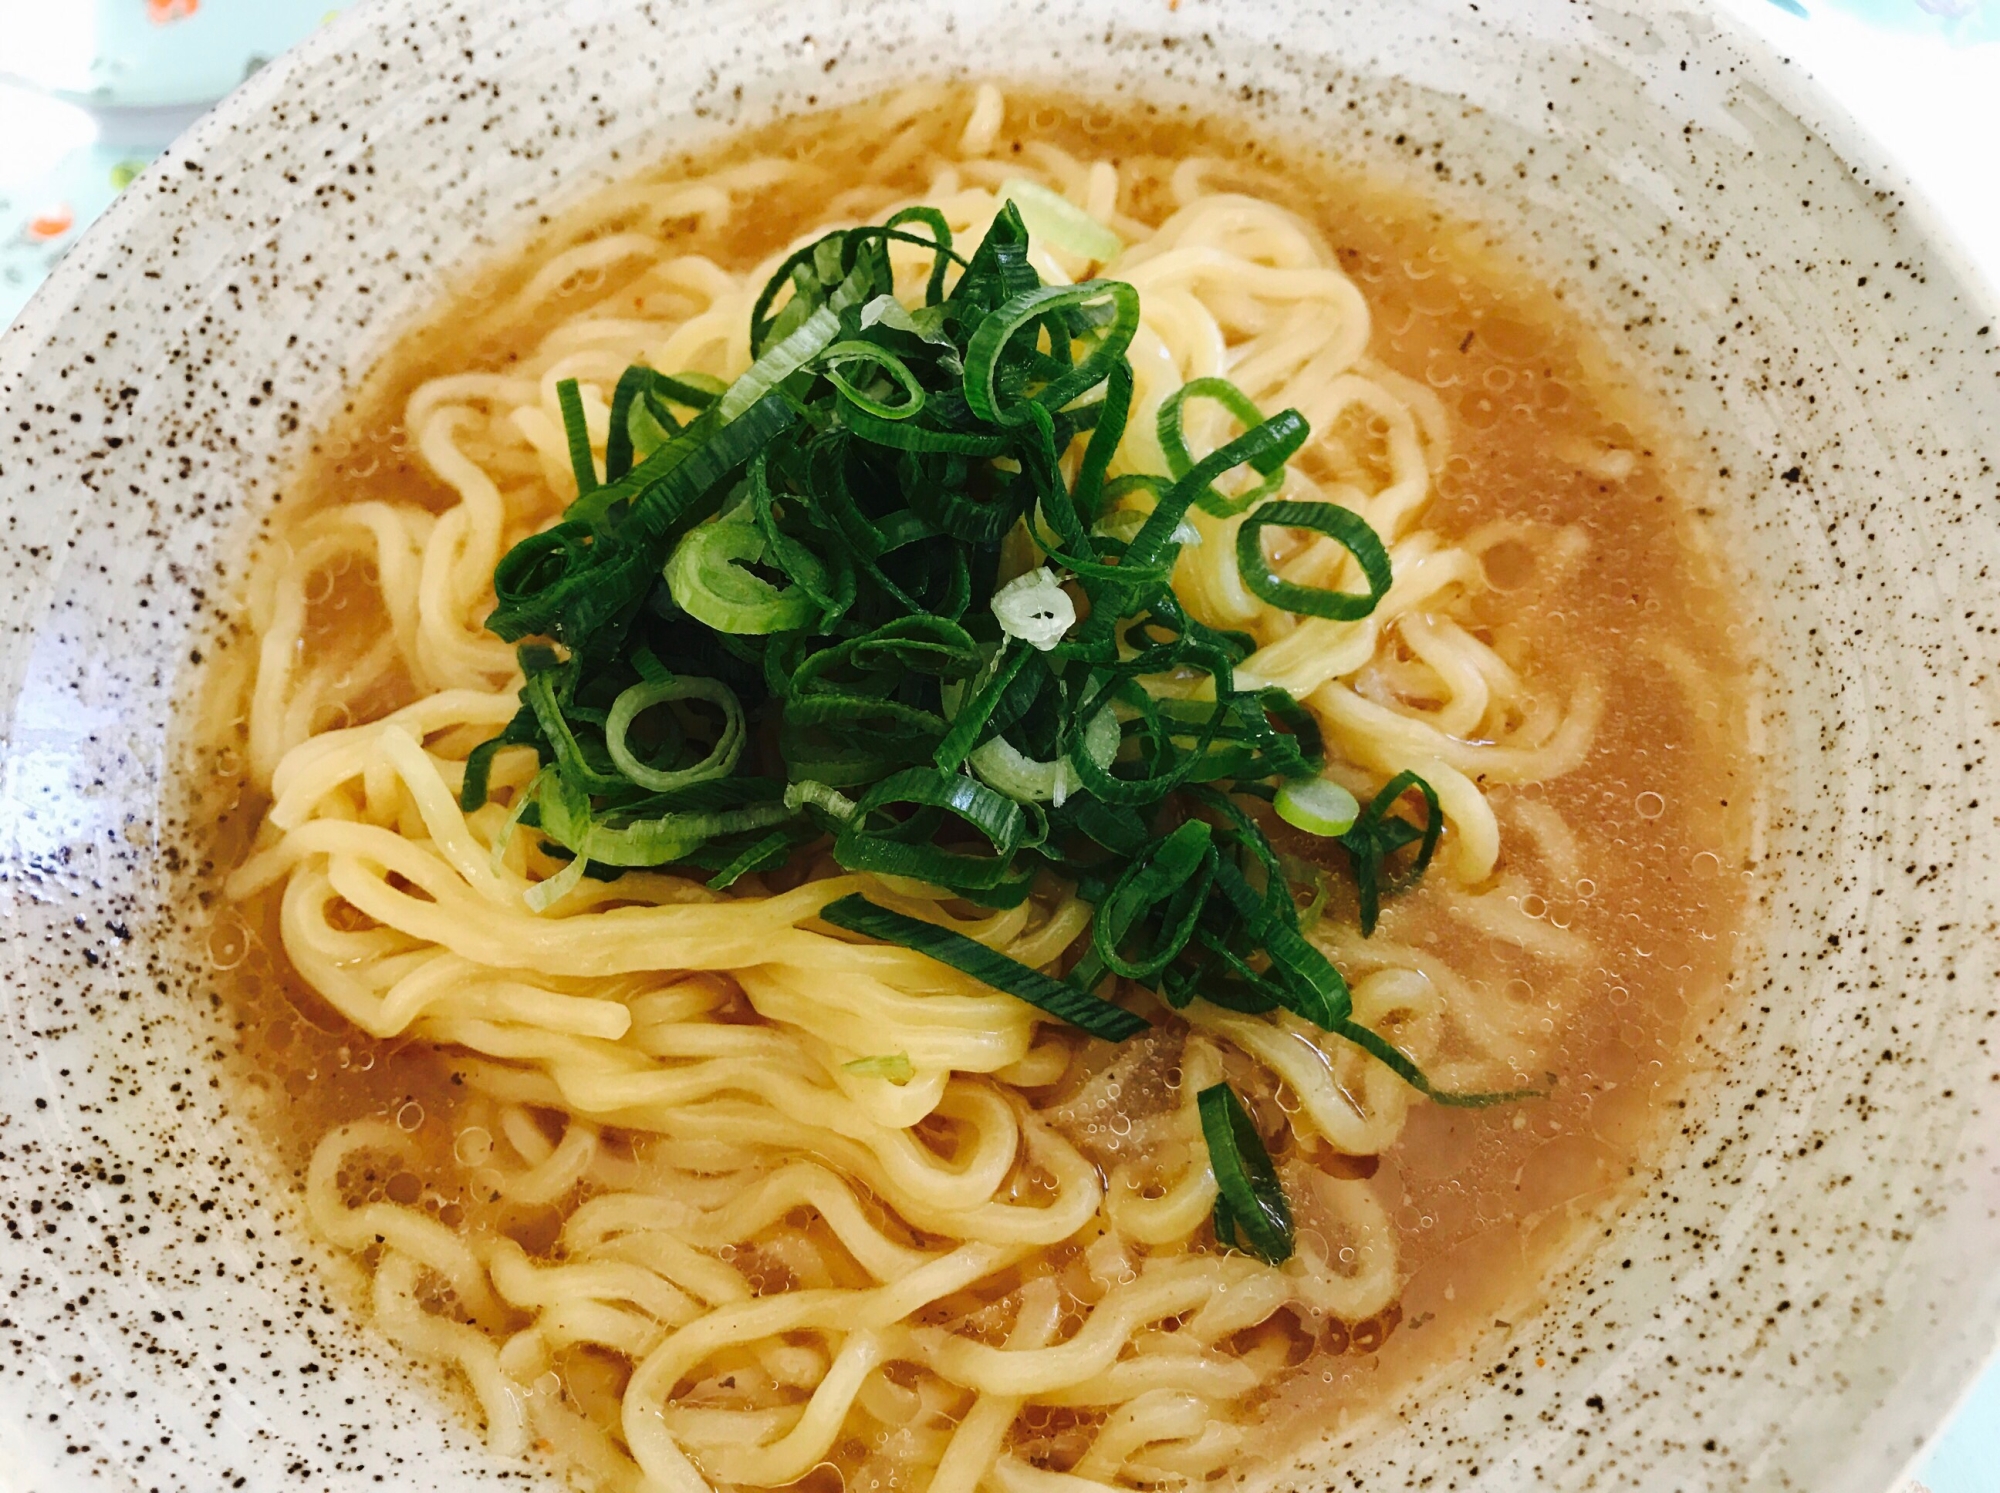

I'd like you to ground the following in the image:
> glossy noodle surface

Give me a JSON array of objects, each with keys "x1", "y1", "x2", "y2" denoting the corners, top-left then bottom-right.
[{"x1": 189, "y1": 84, "x2": 1757, "y2": 1492}]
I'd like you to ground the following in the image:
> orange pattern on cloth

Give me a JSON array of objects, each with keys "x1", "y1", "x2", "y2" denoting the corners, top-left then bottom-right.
[
  {"x1": 146, "y1": 0, "x2": 200, "y2": 22},
  {"x1": 25, "y1": 207, "x2": 75, "y2": 243}
]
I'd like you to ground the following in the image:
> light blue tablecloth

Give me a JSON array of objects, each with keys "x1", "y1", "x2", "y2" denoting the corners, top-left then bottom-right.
[{"x1": 0, "y1": 1, "x2": 1993, "y2": 1487}]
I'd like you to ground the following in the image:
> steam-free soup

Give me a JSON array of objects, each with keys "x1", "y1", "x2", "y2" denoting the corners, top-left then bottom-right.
[{"x1": 187, "y1": 82, "x2": 1757, "y2": 1492}]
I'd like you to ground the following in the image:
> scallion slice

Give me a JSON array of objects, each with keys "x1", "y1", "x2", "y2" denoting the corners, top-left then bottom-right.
[
  {"x1": 1157, "y1": 377, "x2": 1289, "y2": 517},
  {"x1": 1197, "y1": 1083, "x2": 1294, "y2": 1264},
  {"x1": 843, "y1": 1053, "x2": 917, "y2": 1083},
  {"x1": 999, "y1": 178, "x2": 1124, "y2": 264},
  {"x1": 1236, "y1": 498, "x2": 1393, "y2": 622},
  {"x1": 1340, "y1": 769, "x2": 1443, "y2": 935},
  {"x1": 556, "y1": 377, "x2": 598, "y2": 496},
  {"x1": 603, "y1": 675, "x2": 745, "y2": 793},
  {"x1": 665, "y1": 511, "x2": 825, "y2": 635},
  {"x1": 820, "y1": 894, "x2": 1147, "y2": 1042},
  {"x1": 990, "y1": 567, "x2": 1076, "y2": 652},
  {"x1": 1274, "y1": 776, "x2": 1361, "y2": 837}
]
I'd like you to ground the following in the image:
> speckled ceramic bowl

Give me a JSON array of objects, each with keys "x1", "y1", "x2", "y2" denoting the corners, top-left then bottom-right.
[{"x1": 2, "y1": 1, "x2": 1997, "y2": 1489}]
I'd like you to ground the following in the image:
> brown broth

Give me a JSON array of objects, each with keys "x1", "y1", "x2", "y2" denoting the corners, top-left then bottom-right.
[{"x1": 187, "y1": 85, "x2": 1758, "y2": 1476}]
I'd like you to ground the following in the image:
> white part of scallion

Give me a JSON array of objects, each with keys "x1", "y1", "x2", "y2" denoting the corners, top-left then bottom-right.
[{"x1": 991, "y1": 566, "x2": 1076, "y2": 652}]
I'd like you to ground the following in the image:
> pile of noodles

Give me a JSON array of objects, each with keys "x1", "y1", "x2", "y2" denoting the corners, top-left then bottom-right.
[{"x1": 218, "y1": 84, "x2": 1599, "y2": 1493}]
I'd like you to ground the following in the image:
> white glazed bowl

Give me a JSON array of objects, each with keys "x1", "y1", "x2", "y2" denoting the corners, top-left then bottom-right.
[{"x1": 3, "y1": 2, "x2": 1997, "y2": 1489}]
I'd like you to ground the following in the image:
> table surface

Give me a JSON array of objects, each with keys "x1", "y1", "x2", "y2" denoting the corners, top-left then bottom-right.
[{"x1": 0, "y1": 1, "x2": 1994, "y2": 1488}]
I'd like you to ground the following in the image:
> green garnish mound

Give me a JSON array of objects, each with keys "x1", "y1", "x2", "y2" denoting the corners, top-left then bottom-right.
[{"x1": 462, "y1": 202, "x2": 1531, "y2": 1262}]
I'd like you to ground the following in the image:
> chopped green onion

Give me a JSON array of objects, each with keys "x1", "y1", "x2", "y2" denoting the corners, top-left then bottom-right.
[
  {"x1": 1328, "y1": 1017, "x2": 1546, "y2": 1107},
  {"x1": 702, "y1": 830, "x2": 798, "y2": 890},
  {"x1": 1121, "y1": 409, "x2": 1310, "y2": 577},
  {"x1": 833, "y1": 769, "x2": 1039, "y2": 904},
  {"x1": 844, "y1": 1053, "x2": 917, "y2": 1083},
  {"x1": 962, "y1": 279, "x2": 1140, "y2": 428},
  {"x1": 1236, "y1": 498, "x2": 1393, "y2": 622},
  {"x1": 860, "y1": 293, "x2": 954, "y2": 347},
  {"x1": 934, "y1": 645, "x2": 1032, "y2": 775},
  {"x1": 604, "y1": 675, "x2": 745, "y2": 792},
  {"x1": 1340, "y1": 769, "x2": 1443, "y2": 936},
  {"x1": 965, "y1": 705, "x2": 1117, "y2": 807},
  {"x1": 556, "y1": 377, "x2": 598, "y2": 496},
  {"x1": 1158, "y1": 378, "x2": 1288, "y2": 517},
  {"x1": 784, "y1": 779, "x2": 859, "y2": 823},
  {"x1": 820, "y1": 895, "x2": 1147, "y2": 1042},
  {"x1": 719, "y1": 304, "x2": 840, "y2": 423},
  {"x1": 819, "y1": 339, "x2": 927, "y2": 421},
  {"x1": 665, "y1": 511, "x2": 825, "y2": 635},
  {"x1": 1274, "y1": 776, "x2": 1361, "y2": 837},
  {"x1": 990, "y1": 567, "x2": 1076, "y2": 652},
  {"x1": 537, "y1": 784, "x2": 794, "y2": 870},
  {"x1": 525, "y1": 851, "x2": 589, "y2": 914},
  {"x1": 1197, "y1": 1083, "x2": 1294, "y2": 1264},
  {"x1": 999, "y1": 178, "x2": 1124, "y2": 264},
  {"x1": 1092, "y1": 819, "x2": 1216, "y2": 982}
]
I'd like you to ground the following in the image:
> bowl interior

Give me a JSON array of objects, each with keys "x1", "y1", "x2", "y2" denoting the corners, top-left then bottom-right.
[{"x1": 2, "y1": 2, "x2": 1997, "y2": 1489}]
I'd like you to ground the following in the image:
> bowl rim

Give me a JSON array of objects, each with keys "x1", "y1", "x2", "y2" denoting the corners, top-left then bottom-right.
[
  {"x1": 7, "y1": 0, "x2": 1994, "y2": 379},
  {"x1": 3, "y1": 0, "x2": 1998, "y2": 1488}
]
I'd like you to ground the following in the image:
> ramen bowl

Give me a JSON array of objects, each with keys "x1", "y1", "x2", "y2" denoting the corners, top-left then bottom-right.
[{"x1": 1, "y1": 1, "x2": 1995, "y2": 1489}]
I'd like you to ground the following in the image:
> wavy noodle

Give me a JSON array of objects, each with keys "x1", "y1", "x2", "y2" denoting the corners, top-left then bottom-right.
[{"x1": 220, "y1": 84, "x2": 1615, "y2": 1493}]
